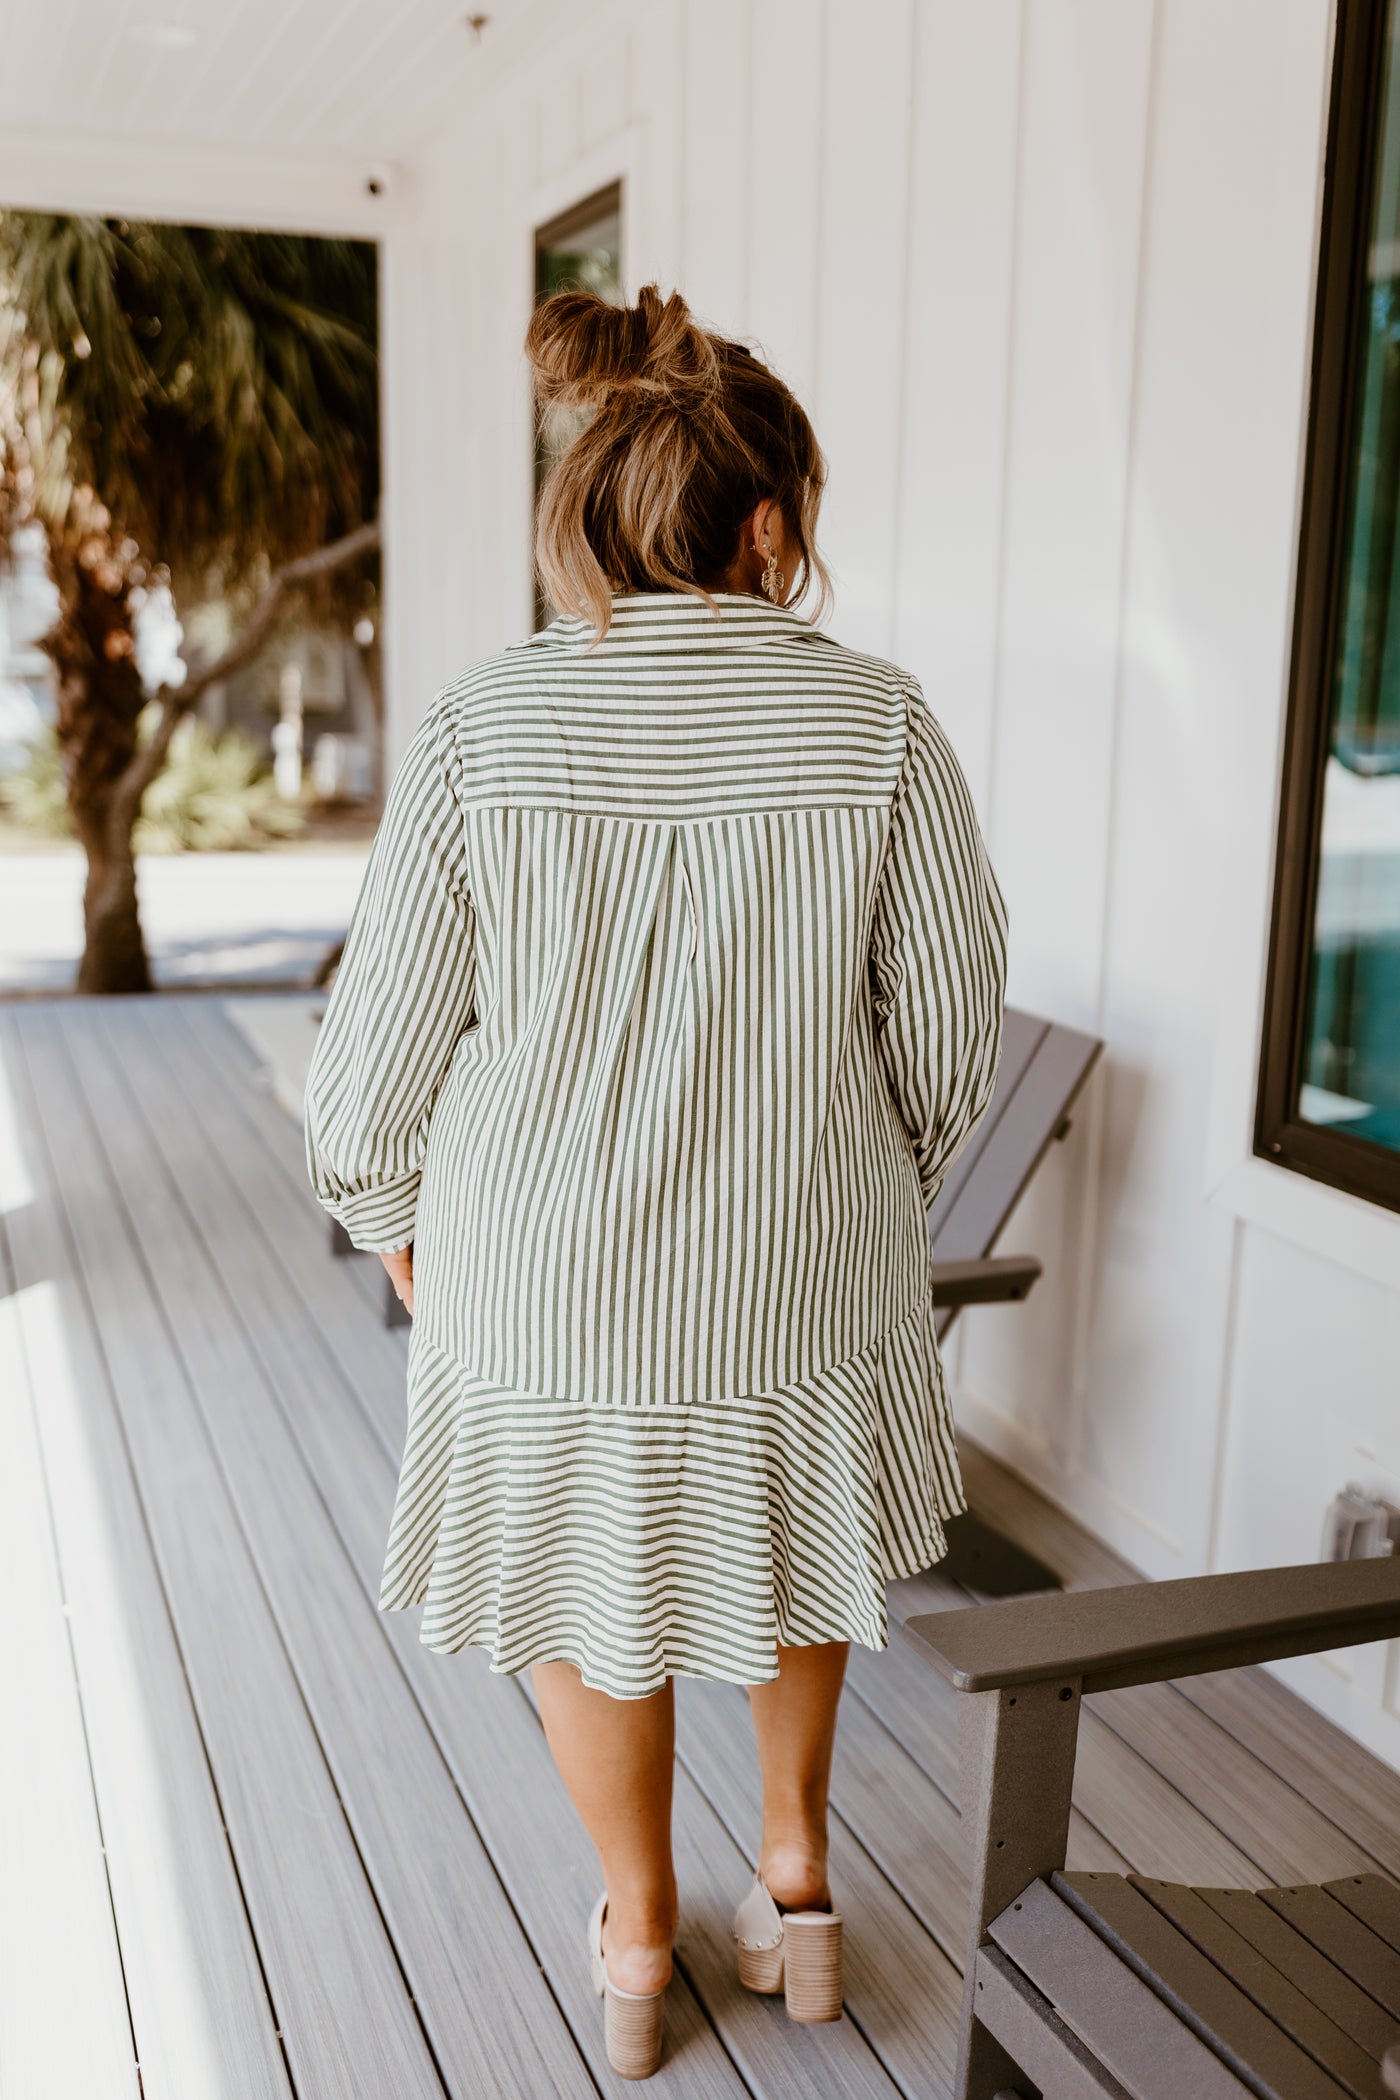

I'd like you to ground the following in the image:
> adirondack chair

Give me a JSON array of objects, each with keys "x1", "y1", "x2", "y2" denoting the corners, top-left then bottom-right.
[{"x1": 905, "y1": 1558, "x2": 1400, "y2": 2100}]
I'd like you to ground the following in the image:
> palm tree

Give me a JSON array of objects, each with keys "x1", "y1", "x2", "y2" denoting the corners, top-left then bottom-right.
[{"x1": 0, "y1": 215, "x2": 380, "y2": 992}]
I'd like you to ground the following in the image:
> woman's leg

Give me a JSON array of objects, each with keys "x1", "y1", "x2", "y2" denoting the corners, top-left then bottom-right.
[
  {"x1": 747, "y1": 1640, "x2": 849, "y2": 1910},
  {"x1": 533, "y1": 1662, "x2": 678, "y2": 1994}
]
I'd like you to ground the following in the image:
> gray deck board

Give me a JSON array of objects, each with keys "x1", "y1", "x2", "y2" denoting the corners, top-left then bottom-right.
[
  {"x1": 17, "y1": 1006, "x2": 449, "y2": 2100},
  {"x1": 0, "y1": 1198, "x2": 139, "y2": 2100},
  {"x1": 0, "y1": 1011, "x2": 294, "y2": 2100},
  {"x1": 1091, "y1": 1682, "x2": 1378, "y2": 1886},
  {"x1": 1179, "y1": 1667, "x2": 1400, "y2": 1883},
  {"x1": 71, "y1": 1001, "x2": 597, "y2": 2100},
  {"x1": 11, "y1": 991, "x2": 1400, "y2": 2100}
]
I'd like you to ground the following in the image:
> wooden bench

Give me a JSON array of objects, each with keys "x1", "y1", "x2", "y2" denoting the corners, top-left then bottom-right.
[{"x1": 905, "y1": 1557, "x2": 1400, "y2": 2099}]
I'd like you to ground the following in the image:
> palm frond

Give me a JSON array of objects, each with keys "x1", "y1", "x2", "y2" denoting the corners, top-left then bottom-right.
[{"x1": 0, "y1": 210, "x2": 379, "y2": 592}]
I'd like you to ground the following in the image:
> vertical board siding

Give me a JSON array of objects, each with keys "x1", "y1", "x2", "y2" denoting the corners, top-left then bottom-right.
[
  {"x1": 627, "y1": 0, "x2": 685, "y2": 285},
  {"x1": 745, "y1": 0, "x2": 825, "y2": 410},
  {"x1": 502, "y1": 112, "x2": 542, "y2": 645},
  {"x1": 891, "y1": 0, "x2": 1023, "y2": 812},
  {"x1": 1078, "y1": 0, "x2": 1336, "y2": 1571},
  {"x1": 1222, "y1": 1226, "x2": 1400, "y2": 1767},
  {"x1": 955, "y1": 0, "x2": 1156, "y2": 1520},
  {"x1": 458, "y1": 130, "x2": 507, "y2": 679},
  {"x1": 533, "y1": 67, "x2": 582, "y2": 185},
  {"x1": 680, "y1": 0, "x2": 752, "y2": 328},
  {"x1": 811, "y1": 0, "x2": 916, "y2": 658},
  {"x1": 577, "y1": 25, "x2": 629, "y2": 152},
  {"x1": 1192, "y1": 0, "x2": 1338, "y2": 1198},
  {"x1": 986, "y1": 0, "x2": 1156, "y2": 1030}
]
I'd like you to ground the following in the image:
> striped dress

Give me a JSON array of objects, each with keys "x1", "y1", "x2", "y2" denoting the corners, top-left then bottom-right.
[{"x1": 304, "y1": 590, "x2": 1008, "y2": 1699}]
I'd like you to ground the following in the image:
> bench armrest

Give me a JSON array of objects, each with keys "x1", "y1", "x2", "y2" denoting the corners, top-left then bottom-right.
[
  {"x1": 926, "y1": 1254, "x2": 1043, "y2": 1309},
  {"x1": 903, "y1": 1555, "x2": 1400, "y2": 1695}
]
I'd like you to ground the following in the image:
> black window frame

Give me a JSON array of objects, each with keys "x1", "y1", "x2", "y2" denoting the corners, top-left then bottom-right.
[{"x1": 1257, "y1": 0, "x2": 1400, "y2": 1216}]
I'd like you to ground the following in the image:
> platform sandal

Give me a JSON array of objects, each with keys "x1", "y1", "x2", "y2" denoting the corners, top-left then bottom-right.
[
  {"x1": 588, "y1": 1892, "x2": 668, "y2": 2079},
  {"x1": 732, "y1": 1872, "x2": 844, "y2": 2023}
]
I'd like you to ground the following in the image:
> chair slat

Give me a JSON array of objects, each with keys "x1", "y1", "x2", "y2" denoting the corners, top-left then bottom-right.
[
  {"x1": 1199, "y1": 1889, "x2": 1399, "y2": 2062},
  {"x1": 987, "y1": 1879, "x2": 1253, "y2": 2100},
  {"x1": 923, "y1": 1007, "x2": 1046, "y2": 1233},
  {"x1": 1260, "y1": 1890, "x2": 1400, "y2": 2019},
  {"x1": 1055, "y1": 1873, "x2": 1352, "y2": 2100},
  {"x1": 1328, "y1": 1880, "x2": 1400, "y2": 1961},
  {"x1": 974, "y1": 1945, "x2": 1137, "y2": 2099},
  {"x1": 928, "y1": 1015, "x2": 1100, "y2": 1338},
  {"x1": 1129, "y1": 1880, "x2": 1385, "y2": 2100}
]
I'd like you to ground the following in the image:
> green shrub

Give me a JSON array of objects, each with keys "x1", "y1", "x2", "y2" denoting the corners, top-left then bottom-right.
[
  {"x1": 0, "y1": 725, "x2": 70, "y2": 837},
  {"x1": 0, "y1": 707, "x2": 306, "y2": 852}
]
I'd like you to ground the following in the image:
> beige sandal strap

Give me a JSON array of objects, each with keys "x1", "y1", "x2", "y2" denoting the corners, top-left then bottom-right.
[
  {"x1": 587, "y1": 1891, "x2": 609, "y2": 1996},
  {"x1": 732, "y1": 1871, "x2": 784, "y2": 1951}
]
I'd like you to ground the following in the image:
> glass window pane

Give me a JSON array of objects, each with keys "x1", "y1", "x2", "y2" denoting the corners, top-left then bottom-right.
[{"x1": 1300, "y1": 9, "x2": 1400, "y2": 1157}]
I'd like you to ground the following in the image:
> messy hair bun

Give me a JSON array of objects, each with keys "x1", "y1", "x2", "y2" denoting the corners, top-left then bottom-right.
[
  {"x1": 525, "y1": 282, "x2": 829, "y2": 634},
  {"x1": 527, "y1": 283, "x2": 718, "y2": 410}
]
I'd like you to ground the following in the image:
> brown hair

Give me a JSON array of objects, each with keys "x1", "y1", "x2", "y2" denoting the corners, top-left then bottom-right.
[{"x1": 526, "y1": 283, "x2": 830, "y2": 635}]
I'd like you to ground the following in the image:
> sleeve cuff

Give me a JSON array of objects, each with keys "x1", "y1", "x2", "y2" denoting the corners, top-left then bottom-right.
[{"x1": 318, "y1": 1174, "x2": 421, "y2": 1254}]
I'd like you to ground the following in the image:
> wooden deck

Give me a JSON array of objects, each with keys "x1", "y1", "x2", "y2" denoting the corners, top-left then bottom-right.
[{"x1": 5, "y1": 991, "x2": 1400, "y2": 2100}]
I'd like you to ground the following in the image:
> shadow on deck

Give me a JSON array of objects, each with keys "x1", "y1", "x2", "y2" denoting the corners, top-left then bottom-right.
[{"x1": 5, "y1": 993, "x2": 1400, "y2": 2099}]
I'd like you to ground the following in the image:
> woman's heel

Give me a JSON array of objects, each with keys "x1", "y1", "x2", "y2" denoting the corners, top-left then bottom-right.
[
  {"x1": 603, "y1": 1982, "x2": 667, "y2": 2079},
  {"x1": 780, "y1": 1910, "x2": 844, "y2": 2023}
]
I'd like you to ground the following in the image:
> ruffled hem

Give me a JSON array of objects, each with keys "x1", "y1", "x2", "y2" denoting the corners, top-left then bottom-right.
[{"x1": 377, "y1": 1281, "x2": 967, "y2": 1701}]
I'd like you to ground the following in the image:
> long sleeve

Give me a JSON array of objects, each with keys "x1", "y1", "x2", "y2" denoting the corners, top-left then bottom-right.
[
  {"x1": 304, "y1": 694, "x2": 477, "y2": 1252},
  {"x1": 868, "y1": 676, "x2": 1009, "y2": 1212}
]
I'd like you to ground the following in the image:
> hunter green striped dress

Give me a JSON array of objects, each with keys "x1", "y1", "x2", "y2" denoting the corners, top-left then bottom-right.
[{"x1": 304, "y1": 591, "x2": 1008, "y2": 1699}]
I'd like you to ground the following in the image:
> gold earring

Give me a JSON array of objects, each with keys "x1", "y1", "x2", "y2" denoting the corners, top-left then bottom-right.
[{"x1": 761, "y1": 547, "x2": 785, "y2": 604}]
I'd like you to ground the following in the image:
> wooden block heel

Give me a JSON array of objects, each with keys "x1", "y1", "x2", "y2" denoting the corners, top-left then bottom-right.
[
  {"x1": 603, "y1": 1983, "x2": 667, "y2": 2079},
  {"x1": 780, "y1": 1910, "x2": 844, "y2": 2022},
  {"x1": 588, "y1": 1892, "x2": 668, "y2": 2080}
]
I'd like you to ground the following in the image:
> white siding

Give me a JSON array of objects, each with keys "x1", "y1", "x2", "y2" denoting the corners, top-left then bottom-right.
[{"x1": 393, "y1": 0, "x2": 1400, "y2": 1762}]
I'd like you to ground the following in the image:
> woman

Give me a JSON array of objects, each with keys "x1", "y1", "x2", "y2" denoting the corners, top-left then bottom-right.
[{"x1": 304, "y1": 283, "x2": 1007, "y2": 2080}]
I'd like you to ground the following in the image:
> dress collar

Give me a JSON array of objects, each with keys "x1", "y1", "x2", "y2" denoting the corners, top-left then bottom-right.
[{"x1": 541, "y1": 590, "x2": 824, "y2": 650}]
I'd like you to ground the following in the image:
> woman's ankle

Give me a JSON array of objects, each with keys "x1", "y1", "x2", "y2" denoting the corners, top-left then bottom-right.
[
  {"x1": 759, "y1": 1835, "x2": 831, "y2": 1912},
  {"x1": 602, "y1": 1890, "x2": 676, "y2": 1994}
]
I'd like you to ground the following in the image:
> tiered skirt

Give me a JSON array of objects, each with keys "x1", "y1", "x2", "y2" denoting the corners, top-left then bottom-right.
[{"x1": 378, "y1": 1280, "x2": 965, "y2": 1701}]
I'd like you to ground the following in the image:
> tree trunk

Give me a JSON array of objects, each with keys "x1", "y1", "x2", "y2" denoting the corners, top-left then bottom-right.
[
  {"x1": 75, "y1": 815, "x2": 150, "y2": 994},
  {"x1": 31, "y1": 507, "x2": 381, "y2": 995},
  {"x1": 44, "y1": 512, "x2": 154, "y2": 994}
]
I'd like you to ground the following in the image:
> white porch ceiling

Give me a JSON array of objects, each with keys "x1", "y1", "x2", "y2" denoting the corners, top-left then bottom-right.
[{"x1": 2, "y1": 0, "x2": 555, "y2": 167}]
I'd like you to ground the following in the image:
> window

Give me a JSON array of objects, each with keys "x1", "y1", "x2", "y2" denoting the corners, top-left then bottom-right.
[
  {"x1": 1259, "y1": 0, "x2": 1400, "y2": 1213},
  {"x1": 531, "y1": 184, "x2": 623, "y2": 629}
]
